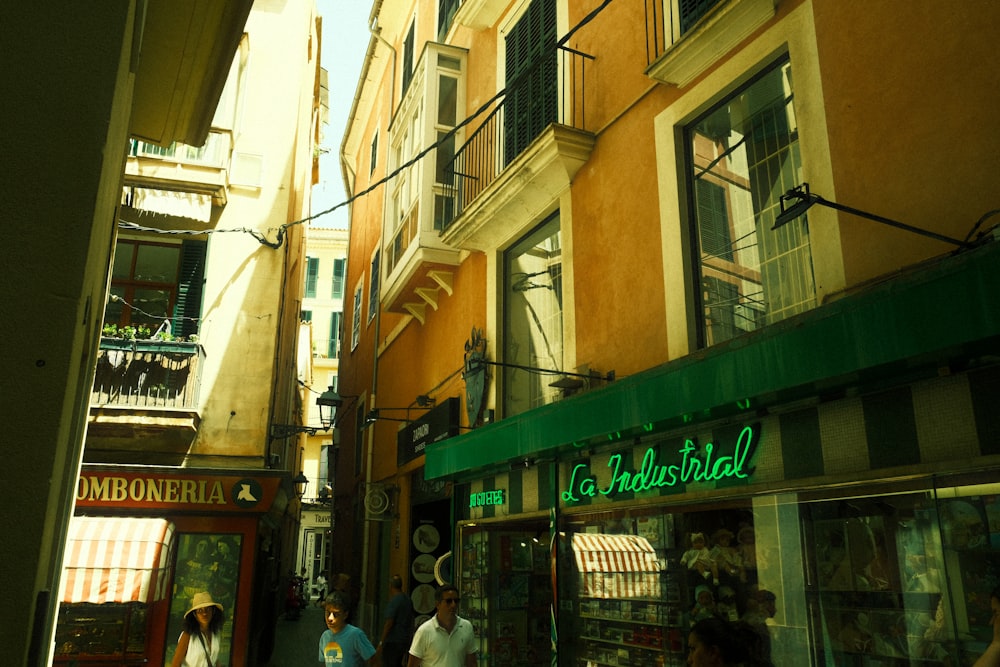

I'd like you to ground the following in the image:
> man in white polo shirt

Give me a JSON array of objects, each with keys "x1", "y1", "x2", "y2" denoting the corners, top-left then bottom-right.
[{"x1": 407, "y1": 585, "x2": 477, "y2": 667}]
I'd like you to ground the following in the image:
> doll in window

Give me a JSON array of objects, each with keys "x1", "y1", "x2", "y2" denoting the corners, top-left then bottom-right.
[
  {"x1": 680, "y1": 532, "x2": 719, "y2": 585},
  {"x1": 710, "y1": 528, "x2": 746, "y2": 584}
]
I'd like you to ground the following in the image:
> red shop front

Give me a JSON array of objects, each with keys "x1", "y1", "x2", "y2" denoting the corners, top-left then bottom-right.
[{"x1": 55, "y1": 467, "x2": 292, "y2": 666}]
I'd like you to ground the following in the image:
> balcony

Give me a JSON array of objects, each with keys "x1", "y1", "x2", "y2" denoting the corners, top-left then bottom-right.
[
  {"x1": 644, "y1": 0, "x2": 775, "y2": 87},
  {"x1": 452, "y1": 0, "x2": 507, "y2": 31},
  {"x1": 439, "y1": 45, "x2": 596, "y2": 252},
  {"x1": 380, "y1": 44, "x2": 468, "y2": 319},
  {"x1": 86, "y1": 338, "x2": 204, "y2": 464},
  {"x1": 123, "y1": 129, "x2": 233, "y2": 216}
]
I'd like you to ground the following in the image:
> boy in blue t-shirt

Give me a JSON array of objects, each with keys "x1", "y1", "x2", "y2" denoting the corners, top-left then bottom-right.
[{"x1": 319, "y1": 591, "x2": 376, "y2": 666}]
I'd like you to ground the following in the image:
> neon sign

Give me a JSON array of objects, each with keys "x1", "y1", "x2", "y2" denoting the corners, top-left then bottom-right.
[
  {"x1": 561, "y1": 424, "x2": 759, "y2": 503},
  {"x1": 469, "y1": 489, "x2": 506, "y2": 508}
]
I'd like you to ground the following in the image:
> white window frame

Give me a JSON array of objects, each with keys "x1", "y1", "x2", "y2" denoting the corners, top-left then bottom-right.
[
  {"x1": 653, "y1": 2, "x2": 840, "y2": 360},
  {"x1": 351, "y1": 280, "x2": 363, "y2": 351}
]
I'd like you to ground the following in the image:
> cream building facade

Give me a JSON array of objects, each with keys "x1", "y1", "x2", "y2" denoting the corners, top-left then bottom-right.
[{"x1": 2, "y1": 2, "x2": 325, "y2": 664}]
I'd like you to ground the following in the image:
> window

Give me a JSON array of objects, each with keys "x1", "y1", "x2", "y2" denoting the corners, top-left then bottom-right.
[
  {"x1": 504, "y1": 0, "x2": 558, "y2": 165},
  {"x1": 438, "y1": 0, "x2": 460, "y2": 40},
  {"x1": 686, "y1": 58, "x2": 814, "y2": 348},
  {"x1": 351, "y1": 282, "x2": 363, "y2": 351},
  {"x1": 370, "y1": 131, "x2": 378, "y2": 176},
  {"x1": 105, "y1": 239, "x2": 205, "y2": 339},
  {"x1": 332, "y1": 258, "x2": 346, "y2": 299},
  {"x1": 305, "y1": 256, "x2": 319, "y2": 298},
  {"x1": 402, "y1": 20, "x2": 415, "y2": 97},
  {"x1": 301, "y1": 310, "x2": 313, "y2": 322},
  {"x1": 368, "y1": 250, "x2": 380, "y2": 324},
  {"x1": 502, "y1": 213, "x2": 563, "y2": 416}
]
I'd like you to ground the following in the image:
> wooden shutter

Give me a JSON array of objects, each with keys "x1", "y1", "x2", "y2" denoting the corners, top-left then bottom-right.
[
  {"x1": 679, "y1": 0, "x2": 721, "y2": 34},
  {"x1": 172, "y1": 240, "x2": 206, "y2": 338},
  {"x1": 504, "y1": 0, "x2": 558, "y2": 165}
]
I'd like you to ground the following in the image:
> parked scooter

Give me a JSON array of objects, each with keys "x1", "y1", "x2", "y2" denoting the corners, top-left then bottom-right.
[{"x1": 284, "y1": 571, "x2": 307, "y2": 620}]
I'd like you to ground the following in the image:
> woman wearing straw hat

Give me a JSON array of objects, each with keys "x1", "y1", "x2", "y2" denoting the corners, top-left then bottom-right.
[{"x1": 170, "y1": 591, "x2": 226, "y2": 667}]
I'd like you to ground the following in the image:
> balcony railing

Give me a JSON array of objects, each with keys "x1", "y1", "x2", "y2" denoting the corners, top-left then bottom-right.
[
  {"x1": 440, "y1": 45, "x2": 593, "y2": 229},
  {"x1": 386, "y1": 202, "x2": 420, "y2": 276},
  {"x1": 644, "y1": 0, "x2": 722, "y2": 65},
  {"x1": 92, "y1": 338, "x2": 204, "y2": 409},
  {"x1": 129, "y1": 129, "x2": 231, "y2": 169}
]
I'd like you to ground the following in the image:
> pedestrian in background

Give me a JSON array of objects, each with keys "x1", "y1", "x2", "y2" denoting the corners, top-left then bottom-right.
[
  {"x1": 319, "y1": 591, "x2": 376, "y2": 666},
  {"x1": 407, "y1": 585, "x2": 477, "y2": 667},
  {"x1": 687, "y1": 616, "x2": 765, "y2": 667},
  {"x1": 376, "y1": 574, "x2": 415, "y2": 667},
  {"x1": 171, "y1": 591, "x2": 226, "y2": 667},
  {"x1": 974, "y1": 586, "x2": 1000, "y2": 667}
]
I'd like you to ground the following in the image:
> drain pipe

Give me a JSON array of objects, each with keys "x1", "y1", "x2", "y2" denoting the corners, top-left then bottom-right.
[{"x1": 358, "y1": 0, "x2": 394, "y2": 633}]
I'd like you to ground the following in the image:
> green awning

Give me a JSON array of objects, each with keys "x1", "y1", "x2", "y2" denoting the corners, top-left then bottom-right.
[{"x1": 426, "y1": 241, "x2": 1000, "y2": 480}]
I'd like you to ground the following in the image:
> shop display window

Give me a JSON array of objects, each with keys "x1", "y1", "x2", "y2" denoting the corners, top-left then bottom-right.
[
  {"x1": 54, "y1": 602, "x2": 147, "y2": 662},
  {"x1": 552, "y1": 476, "x2": 999, "y2": 666},
  {"x1": 558, "y1": 502, "x2": 764, "y2": 667},
  {"x1": 163, "y1": 533, "x2": 242, "y2": 666},
  {"x1": 459, "y1": 522, "x2": 553, "y2": 666},
  {"x1": 802, "y1": 483, "x2": 1000, "y2": 666}
]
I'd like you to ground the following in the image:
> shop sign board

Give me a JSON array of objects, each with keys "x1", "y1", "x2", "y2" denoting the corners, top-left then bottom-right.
[
  {"x1": 397, "y1": 397, "x2": 461, "y2": 466},
  {"x1": 562, "y1": 423, "x2": 760, "y2": 503},
  {"x1": 75, "y1": 470, "x2": 281, "y2": 513},
  {"x1": 468, "y1": 488, "x2": 505, "y2": 508}
]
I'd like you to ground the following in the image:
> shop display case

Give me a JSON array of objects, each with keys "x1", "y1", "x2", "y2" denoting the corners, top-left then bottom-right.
[
  {"x1": 802, "y1": 495, "x2": 988, "y2": 665},
  {"x1": 54, "y1": 602, "x2": 147, "y2": 665},
  {"x1": 570, "y1": 531, "x2": 690, "y2": 667},
  {"x1": 459, "y1": 525, "x2": 553, "y2": 666},
  {"x1": 461, "y1": 529, "x2": 490, "y2": 663}
]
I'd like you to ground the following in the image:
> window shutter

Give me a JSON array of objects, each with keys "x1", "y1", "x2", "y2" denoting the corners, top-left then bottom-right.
[
  {"x1": 172, "y1": 240, "x2": 206, "y2": 338},
  {"x1": 504, "y1": 0, "x2": 558, "y2": 165},
  {"x1": 679, "y1": 0, "x2": 721, "y2": 34},
  {"x1": 306, "y1": 256, "x2": 319, "y2": 298}
]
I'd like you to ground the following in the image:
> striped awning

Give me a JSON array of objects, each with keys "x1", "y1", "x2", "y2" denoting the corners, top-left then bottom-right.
[
  {"x1": 572, "y1": 533, "x2": 662, "y2": 599},
  {"x1": 60, "y1": 516, "x2": 176, "y2": 604}
]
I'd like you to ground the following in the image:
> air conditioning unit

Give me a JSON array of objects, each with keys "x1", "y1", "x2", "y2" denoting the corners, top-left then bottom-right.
[{"x1": 229, "y1": 151, "x2": 264, "y2": 188}]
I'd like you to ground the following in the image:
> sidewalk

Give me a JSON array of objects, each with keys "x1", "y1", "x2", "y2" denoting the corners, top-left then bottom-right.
[{"x1": 264, "y1": 604, "x2": 326, "y2": 666}]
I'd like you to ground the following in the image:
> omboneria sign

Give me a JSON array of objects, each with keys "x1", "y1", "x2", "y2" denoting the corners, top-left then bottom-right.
[{"x1": 562, "y1": 424, "x2": 760, "y2": 503}]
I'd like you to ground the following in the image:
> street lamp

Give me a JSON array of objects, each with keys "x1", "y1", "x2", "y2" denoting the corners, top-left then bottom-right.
[
  {"x1": 269, "y1": 386, "x2": 354, "y2": 440},
  {"x1": 293, "y1": 471, "x2": 309, "y2": 499},
  {"x1": 772, "y1": 183, "x2": 971, "y2": 248}
]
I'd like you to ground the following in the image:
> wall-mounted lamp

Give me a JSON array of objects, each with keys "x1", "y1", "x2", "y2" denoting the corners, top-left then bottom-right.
[
  {"x1": 269, "y1": 386, "x2": 358, "y2": 440},
  {"x1": 363, "y1": 405, "x2": 430, "y2": 427},
  {"x1": 293, "y1": 471, "x2": 309, "y2": 499},
  {"x1": 467, "y1": 358, "x2": 615, "y2": 390},
  {"x1": 773, "y1": 182, "x2": 971, "y2": 248}
]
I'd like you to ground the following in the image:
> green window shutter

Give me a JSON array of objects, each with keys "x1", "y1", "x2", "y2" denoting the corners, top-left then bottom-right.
[
  {"x1": 329, "y1": 312, "x2": 342, "y2": 358},
  {"x1": 172, "y1": 240, "x2": 206, "y2": 339},
  {"x1": 306, "y1": 256, "x2": 319, "y2": 298},
  {"x1": 332, "y1": 258, "x2": 346, "y2": 298},
  {"x1": 680, "y1": 0, "x2": 721, "y2": 33},
  {"x1": 504, "y1": 0, "x2": 558, "y2": 165}
]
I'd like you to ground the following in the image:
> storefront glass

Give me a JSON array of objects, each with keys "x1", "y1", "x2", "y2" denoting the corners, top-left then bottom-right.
[
  {"x1": 457, "y1": 474, "x2": 1000, "y2": 666},
  {"x1": 163, "y1": 533, "x2": 242, "y2": 666},
  {"x1": 459, "y1": 521, "x2": 553, "y2": 666}
]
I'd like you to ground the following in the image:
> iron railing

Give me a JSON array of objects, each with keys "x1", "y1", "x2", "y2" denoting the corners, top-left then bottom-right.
[
  {"x1": 92, "y1": 338, "x2": 204, "y2": 409},
  {"x1": 440, "y1": 45, "x2": 594, "y2": 230},
  {"x1": 645, "y1": 0, "x2": 722, "y2": 66},
  {"x1": 128, "y1": 129, "x2": 232, "y2": 169}
]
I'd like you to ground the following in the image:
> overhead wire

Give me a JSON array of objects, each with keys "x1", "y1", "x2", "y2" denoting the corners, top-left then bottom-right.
[{"x1": 117, "y1": 0, "x2": 621, "y2": 248}]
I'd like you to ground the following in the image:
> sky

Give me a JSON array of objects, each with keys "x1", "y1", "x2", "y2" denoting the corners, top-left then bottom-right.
[{"x1": 311, "y1": 0, "x2": 374, "y2": 228}]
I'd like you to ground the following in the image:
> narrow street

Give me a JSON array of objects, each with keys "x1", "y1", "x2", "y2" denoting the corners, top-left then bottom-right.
[{"x1": 265, "y1": 604, "x2": 327, "y2": 666}]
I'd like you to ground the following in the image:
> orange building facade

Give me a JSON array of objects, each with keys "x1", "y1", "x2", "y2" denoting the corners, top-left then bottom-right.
[{"x1": 336, "y1": 1, "x2": 1000, "y2": 664}]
